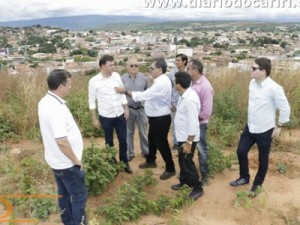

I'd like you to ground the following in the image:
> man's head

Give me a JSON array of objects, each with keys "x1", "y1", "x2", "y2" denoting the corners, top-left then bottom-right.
[
  {"x1": 126, "y1": 58, "x2": 139, "y2": 76},
  {"x1": 149, "y1": 58, "x2": 167, "y2": 79},
  {"x1": 252, "y1": 57, "x2": 271, "y2": 80},
  {"x1": 47, "y1": 69, "x2": 72, "y2": 98},
  {"x1": 99, "y1": 54, "x2": 114, "y2": 75},
  {"x1": 175, "y1": 54, "x2": 188, "y2": 71},
  {"x1": 175, "y1": 71, "x2": 191, "y2": 93},
  {"x1": 187, "y1": 59, "x2": 203, "y2": 81}
]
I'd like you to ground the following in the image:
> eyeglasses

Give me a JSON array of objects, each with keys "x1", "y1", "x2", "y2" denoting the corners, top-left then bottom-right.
[
  {"x1": 252, "y1": 66, "x2": 261, "y2": 71},
  {"x1": 129, "y1": 64, "x2": 139, "y2": 68}
]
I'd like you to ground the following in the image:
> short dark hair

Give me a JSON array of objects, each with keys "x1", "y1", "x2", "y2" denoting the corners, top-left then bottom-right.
[
  {"x1": 189, "y1": 59, "x2": 203, "y2": 74},
  {"x1": 99, "y1": 54, "x2": 114, "y2": 68},
  {"x1": 254, "y1": 57, "x2": 271, "y2": 76},
  {"x1": 47, "y1": 69, "x2": 71, "y2": 90},
  {"x1": 153, "y1": 58, "x2": 167, "y2": 74},
  {"x1": 176, "y1": 53, "x2": 188, "y2": 66},
  {"x1": 175, "y1": 71, "x2": 191, "y2": 89}
]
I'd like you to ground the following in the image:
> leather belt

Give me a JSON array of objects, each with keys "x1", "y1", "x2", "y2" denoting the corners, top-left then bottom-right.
[{"x1": 129, "y1": 106, "x2": 144, "y2": 110}]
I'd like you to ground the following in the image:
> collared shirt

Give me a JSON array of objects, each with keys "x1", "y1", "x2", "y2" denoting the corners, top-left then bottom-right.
[
  {"x1": 191, "y1": 75, "x2": 214, "y2": 124},
  {"x1": 132, "y1": 74, "x2": 171, "y2": 117},
  {"x1": 174, "y1": 88, "x2": 200, "y2": 142},
  {"x1": 38, "y1": 91, "x2": 83, "y2": 170},
  {"x1": 121, "y1": 72, "x2": 148, "y2": 108},
  {"x1": 248, "y1": 77, "x2": 290, "y2": 133},
  {"x1": 168, "y1": 68, "x2": 180, "y2": 107},
  {"x1": 88, "y1": 72, "x2": 127, "y2": 118}
]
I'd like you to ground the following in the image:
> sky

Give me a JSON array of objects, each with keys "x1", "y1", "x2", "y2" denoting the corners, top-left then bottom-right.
[{"x1": 0, "y1": 0, "x2": 300, "y2": 22}]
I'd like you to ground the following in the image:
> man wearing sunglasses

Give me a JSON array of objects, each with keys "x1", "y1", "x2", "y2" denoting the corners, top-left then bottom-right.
[
  {"x1": 230, "y1": 57, "x2": 290, "y2": 195},
  {"x1": 121, "y1": 58, "x2": 149, "y2": 162}
]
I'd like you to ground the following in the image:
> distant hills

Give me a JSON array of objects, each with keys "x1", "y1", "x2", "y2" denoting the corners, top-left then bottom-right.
[{"x1": 0, "y1": 15, "x2": 164, "y2": 30}]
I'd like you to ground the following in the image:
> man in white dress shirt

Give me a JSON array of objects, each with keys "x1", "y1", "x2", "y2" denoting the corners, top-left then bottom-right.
[
  {"x1": 115, "y1": 58, "x2": 176, "y2": 180},
  {"x1": 170, "y1": 71, "x2": 204, "y2": 201},
  {"x1": 88, "y1": 54, "x2": 132, "y2": 174},
  {"x1": 230, "y1": 57, "x2": 290, "y2": 194}
]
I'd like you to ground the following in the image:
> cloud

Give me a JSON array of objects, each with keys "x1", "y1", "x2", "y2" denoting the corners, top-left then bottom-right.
[{"x1": 0, "y1": 0, "x2": 300, "y2": 22}]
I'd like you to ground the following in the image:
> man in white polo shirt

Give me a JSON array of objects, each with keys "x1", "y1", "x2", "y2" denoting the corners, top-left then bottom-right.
[{"x1": 38, "y1": 69, "x2": 87, "y2": 225}]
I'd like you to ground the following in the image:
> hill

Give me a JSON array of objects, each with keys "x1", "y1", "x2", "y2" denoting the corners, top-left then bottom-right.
[{"x1": 0, "y1": 14, "x2": 163, "y2": 30}]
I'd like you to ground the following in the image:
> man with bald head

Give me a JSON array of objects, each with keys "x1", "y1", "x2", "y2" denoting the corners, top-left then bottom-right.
[{"x1": 121, "y1": 58, "x2": 149, "y2": 161}]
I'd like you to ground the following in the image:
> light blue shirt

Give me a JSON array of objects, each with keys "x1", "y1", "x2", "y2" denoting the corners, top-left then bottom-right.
[
  {"x1": 132, "y1": 74, "x2": 171, "y2": 117},
  {"x1": 168, "y1": 68, "x2": 180, "y2": 107},
  {"x1": 248, "y1": 77, "x2": 290, "y2": 133}
]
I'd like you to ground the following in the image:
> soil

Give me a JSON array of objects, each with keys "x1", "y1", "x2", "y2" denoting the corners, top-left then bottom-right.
[{"x1": 2, "y1": 129, "x2": 300, "y2": 225}]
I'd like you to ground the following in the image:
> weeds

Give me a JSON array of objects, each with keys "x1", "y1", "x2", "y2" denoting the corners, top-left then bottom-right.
[
  {"x1": 277, "y1": 162, "x2": 288, "y2": 174},
  {"x1": 99, "y1": 171, "x2": 192, "y2": 225},
  {"x1": 83, "y1": 142, "x2": 119, "y2": 195},
  {"x1": 233, "y1": 186, "x2": 267, "y2": 209}
]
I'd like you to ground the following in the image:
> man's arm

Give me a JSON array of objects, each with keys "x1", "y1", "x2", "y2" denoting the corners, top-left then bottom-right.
[
  {"x1": 56, "y1": 138, "x2": 83, "y2": 170},
  {"x1": 199, "y1": 88, "x2": 213, "y2": 121},
  {"x1": 90, "y1": 109, "x2": 100, "y2": 129},
  {"x1": 123, "y1": 104, "x2": 129, "y2": 120}
]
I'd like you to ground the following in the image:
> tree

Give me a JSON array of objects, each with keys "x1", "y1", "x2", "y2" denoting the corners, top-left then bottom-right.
[
  {"x1": 280, "y1": 41, "x2": 287, "y2": 49},
  {"x1": 39, "y1": 43, "x2": 56, "y2": 53}
]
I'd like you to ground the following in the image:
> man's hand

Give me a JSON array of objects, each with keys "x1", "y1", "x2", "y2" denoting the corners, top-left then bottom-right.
[
  {"x1": 115, "y1": 87, "x2": 126, "y2": 94},
  {"x1": 171, "y1": 104, "x2": 176, "y2": 112},
  {"x1": 124, "y1": 108, "x2": 129, "y2": 120},
  {"x1": 272, "y1": 127, "x2": 281, "y2": 138},
  {"x1": 182, "y1": 143, "x2": 192, "y2": 154},
  {"x1": 73, "y1": 160, "x2": 84, "y2": 170},
  {"x1": 92, "y1": 118, "x2": 100, "y2": 129}
]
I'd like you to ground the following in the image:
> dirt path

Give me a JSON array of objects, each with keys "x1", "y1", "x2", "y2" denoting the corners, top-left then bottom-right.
[{"x1": 3, "y1": 129, "x2": 300, "y2": 225}]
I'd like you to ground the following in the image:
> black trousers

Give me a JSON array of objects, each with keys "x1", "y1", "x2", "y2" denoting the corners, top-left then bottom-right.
[
  {"x1": 146, "y1": 115, "x2": 175, "y2": 173},
  {"x1": 178, "y1": 142, "x2": 202, "y2": 191},
  {"x1": 237, "y1": 125, "x2": 274, "y2": 186}
]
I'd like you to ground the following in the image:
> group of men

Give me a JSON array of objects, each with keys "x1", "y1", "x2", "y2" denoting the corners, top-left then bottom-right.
[{"x1": 38, "y1": 54, "x2": 290, "y2": 225}]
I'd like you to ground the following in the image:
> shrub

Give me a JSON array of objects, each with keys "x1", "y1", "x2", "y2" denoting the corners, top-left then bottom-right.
[
  {"x1": 208, "y1": 143, "x2": 232, "y2": 175},
  {"x1": 67, "y1": 90, "x2": 103, "y2": 137},
  {"x1": 83, "y1": 142, "x2": 119, "y2": 195}
]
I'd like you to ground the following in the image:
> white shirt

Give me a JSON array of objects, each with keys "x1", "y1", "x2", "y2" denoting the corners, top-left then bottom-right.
[
  {"x1": 248, "y1": 77, "x2": 290, "y2": 133},
  {"x1": 132, "y1": 74, "x2": 171, "y2": 117},
  {"x1": 174, "y1": 88, "x2": 200, "y2": 142},
  {"x1": 38, "y1": 91, "x2": 83, "y2": 169},
  {"x1": 88, "y1": 72, "x2": 127, "y2": 118}
]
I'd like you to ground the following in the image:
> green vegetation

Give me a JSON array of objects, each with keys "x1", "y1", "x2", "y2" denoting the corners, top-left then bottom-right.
[
  {"x1": 83, "y1": 143, "x2": 119, "y2": 195},
  {"x1": 98, "y1": 170, "x2": 192, "y2": 225},
  {"x1": 233, "y1": 187, "x2": 267, "y2": 209}
]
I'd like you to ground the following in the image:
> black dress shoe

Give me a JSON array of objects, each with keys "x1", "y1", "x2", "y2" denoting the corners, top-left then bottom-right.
[
  {"x1": 124, "y1": 165, "x2": 133, "y2": 174},
  {"x1": 171, "y1": 183, "x2": 182, "y2": 190},
  {"x1": 188, "y1": 190, "x2": 204, "y2": 201}
]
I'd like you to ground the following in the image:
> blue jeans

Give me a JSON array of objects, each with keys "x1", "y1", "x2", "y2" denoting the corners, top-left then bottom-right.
[
  {"x1": 197, "y1": 123, "x2": 208, "y2": 176},
  {"x1": 53, "y1": 165, "x2": 87, "y2": 225},
  {"x1": 99, "y1": 114, "x2": 128, "y2": 163},
  {"x1": 237, "y1": 125, "x2": 273, "y2": 186}
]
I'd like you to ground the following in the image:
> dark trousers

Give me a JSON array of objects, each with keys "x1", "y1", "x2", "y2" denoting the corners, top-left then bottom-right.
[
  {"x1": 99, "y1": 114, "x2": 128, "y2": 164},
  {"x1": 178, "y1": 142, "x2": 202, "y2": 191},
  {"x1": 53, "y1": 166, "x2": 87, "y2": 225},
  {"x1": 237, "y1": 125, "x2": 274, "y2": 186},
  {"x1": 147, "y1": 115, "x2": 175, "y2": 173}
]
